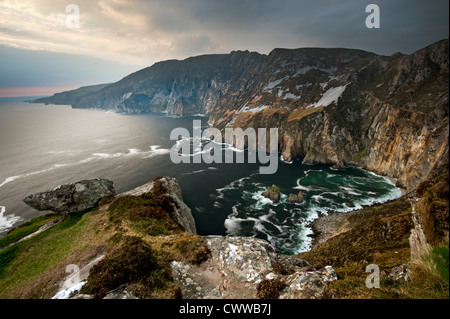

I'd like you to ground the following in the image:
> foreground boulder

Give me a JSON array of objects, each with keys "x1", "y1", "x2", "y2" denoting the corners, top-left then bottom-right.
[
  {"x1": 23, "y1": 178, "x2": 115, "y2": 214},
  {"x1": 171, "y1": 236, "x2": 337, "y2": 299}
]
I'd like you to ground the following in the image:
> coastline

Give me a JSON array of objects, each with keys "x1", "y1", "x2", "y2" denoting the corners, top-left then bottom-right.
[
  {"x1": 305, "y1": 193, "x2": 409, "y2": 251},
  {"x1": 303, "y1": 166, "x2": 408, "y2": 251}
]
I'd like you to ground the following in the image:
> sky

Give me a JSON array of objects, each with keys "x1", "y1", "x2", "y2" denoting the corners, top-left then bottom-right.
[{"x1": 0, "y1": 0, "x2": 448, "y2": 97}]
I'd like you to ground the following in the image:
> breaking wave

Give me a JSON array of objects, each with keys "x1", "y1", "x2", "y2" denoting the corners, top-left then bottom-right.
[
  {"x1": 217, "y1": 165, "x2": 402, "y2": 254},
  {"x1": 0, "y1": 206, "x2": 22, "y2": 234},
  {"x1": 0, "y1": 145, "x2": 170, "y2": 189}
]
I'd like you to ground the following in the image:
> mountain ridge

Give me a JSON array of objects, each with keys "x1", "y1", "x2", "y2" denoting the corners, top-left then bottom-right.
[{"x1": 32, "y1": 39, "x2": 449, "y2": 191}]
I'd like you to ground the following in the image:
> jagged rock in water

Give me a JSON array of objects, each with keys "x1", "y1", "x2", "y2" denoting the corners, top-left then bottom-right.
[
  {"x1": 287, "y1": 191, "x2": 304, "y2": 204},
  {"x1": 261, "y1": 185, "x2": 281, "y2": 203},
  {"x1": 23, "y1": 178, "x2": 115, "y2": 214},
  {"x1": 170, "y1": 236, "x2": 336, "y2": 299},
  {"x1": 331, "y1": 161, "x2": 346, "y2": 170}
]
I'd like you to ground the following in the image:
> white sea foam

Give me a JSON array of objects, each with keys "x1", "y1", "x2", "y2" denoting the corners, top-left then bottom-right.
[
  {"x1": 183, "y1": 167, "x2": 218, "y2": 175},
  {"x1": 0, "y1": 164, "x2": 68, "y2": 188},
  {"x1": 293, "y1": 182, "x2": 313, "y2": 192},
  {"x1": 296, "y1": 224, "x2": 314, "y2": 253},
  {"x1": 216, "y1": 176, "x2": 252, "y2": 194},
  {"x1": 311, "y1": 194, "x2": 335, "y2": 203},
  {"x1": 0, "y1": 145, "x2": 170, "y2": 189},
  {"x1": 339, "y1": 186, "x2": 361, "y2": 196},
  {"x1": 219, "y1": 165, "x2": 403, "y2": 255},
  {"x1": 0, "y1": 206, "x2": 22, "y2": 233},
  {"x1": 225, "y1": 206, "x2": 283, "y2": 246},
  {"x1": 142, "y1": 145, "x2": 171, "y2": 158},
  {"x1": 280, "y1": 154, "x2": 293, "y2": 164},
  {"x1": 46, "y1": 150, "x2": 82, "y2": 156},
  {"x1": 250, "y1": 190, "x2": 287, "y2": 210}
]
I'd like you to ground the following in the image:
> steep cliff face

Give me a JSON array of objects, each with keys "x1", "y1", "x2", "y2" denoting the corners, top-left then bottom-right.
[
  {"x1": 34, "y1": 40, "x2": 449, "y2": 190},
  {"x1": 65, "y1": 51, "x2": 266, "y2": 115},
  {"x1": 219, "y1": 40, "x2": 448, "y2": 191},
  {"x1": 275, "y1": 39, "x2": 449, "y2": 191}
]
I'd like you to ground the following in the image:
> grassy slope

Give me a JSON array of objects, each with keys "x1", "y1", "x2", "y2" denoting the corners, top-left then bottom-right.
[
  {"x1": 297, "y1": 174, "x2": 449, "y2": 299},
  {"x1": 0, "y1": 175, "x2": 447, "y2": 299},
  {"x1": 0, "y1": 209, "x2": 110, "y2": 298},
  {"x1": 0, "y1": 178, "x2": 209, "y2": 299}
]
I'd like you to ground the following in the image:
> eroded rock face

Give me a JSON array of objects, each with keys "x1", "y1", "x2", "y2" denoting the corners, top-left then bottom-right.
[
  {"x1": 287, "y1": 191, "x2": 304, "y2": 204},
  {"x1": 408, "y1": 190, "x2": 439, "y2": 261},
  {"x1": 261, "y1": 185, "x2": 281, "y2": 203},
  {"x1": 170, "y1": 236, "x2": 336, "y2": 299},
  {"x1": 157, "y1": 177, "x2": 197, "y2": 234},
  {"x1": 23, "y1": 178, "x2": 115, "y2": 214},
  {"x1": 119, "y1": 176, "x2": 197, "y2": 234}
]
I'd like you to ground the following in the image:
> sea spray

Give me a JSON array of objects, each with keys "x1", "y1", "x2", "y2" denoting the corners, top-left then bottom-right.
[
  {"x1": 0, "y1": 206, "x2": 22, "y2": 234},
  {"x1": 218, "y1": 164, "x2": 403, "y2": 255}
]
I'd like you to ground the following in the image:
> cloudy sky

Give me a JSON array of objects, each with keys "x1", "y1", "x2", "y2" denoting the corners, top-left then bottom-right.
[{"x1": 0, "y1": 0, "x2": 448, "y2": 97}]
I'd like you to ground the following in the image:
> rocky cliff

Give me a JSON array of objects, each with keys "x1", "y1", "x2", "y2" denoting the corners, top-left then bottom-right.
[
  {"x1": 33, "y1": 39, "x2": 449, "y2": 191},
  {"x1": 9, "y1": 177, "x2": 337, "y2": 299},
  {"x1": 23, "y1": 178, "x2": 115, "y2": 214}
]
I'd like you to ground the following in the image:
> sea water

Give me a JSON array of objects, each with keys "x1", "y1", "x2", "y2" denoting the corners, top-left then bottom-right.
[{"x1": 0, "y1": 101, "x2": 402, "y2": 254}]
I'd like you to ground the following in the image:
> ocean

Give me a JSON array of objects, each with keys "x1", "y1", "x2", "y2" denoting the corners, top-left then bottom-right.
[{"x1": 0, "y1": 100, "x2": 402, "y2": 254}]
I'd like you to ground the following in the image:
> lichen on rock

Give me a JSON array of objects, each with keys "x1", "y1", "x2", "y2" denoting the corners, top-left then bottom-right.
[
  {"x1": 23, "y1": 178, "x2": 115, "y2": 214},
  {"x1": 170, "y1": 236, "x2": 336, "y2": 299}
]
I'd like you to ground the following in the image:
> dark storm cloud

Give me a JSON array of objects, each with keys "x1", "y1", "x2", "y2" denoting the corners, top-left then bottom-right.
[
  {"x1": 1, "y1": 0, "x2": 448, "y2": 61},
  {"x1": 176, "y1": 0, "x2": 449, "y2": 55},
  {"x1": 0, "y1": 0, "x2": 448, "y2": 95}
]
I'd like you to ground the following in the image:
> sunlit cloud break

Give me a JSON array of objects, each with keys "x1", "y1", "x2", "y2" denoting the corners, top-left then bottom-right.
[{"x1": 1, "y1": 0, "x2": 448, "y2": 68}]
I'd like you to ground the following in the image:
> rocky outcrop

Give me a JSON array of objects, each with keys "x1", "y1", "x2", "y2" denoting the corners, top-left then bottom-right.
[
  {"x1": 121, "y1": 177, "x2": 197, "y2": 234},
  {"x1": 23, "y1": 178, "x2": 115, "y2": 214},
  {"x1": 42, "y1": 177, "x2": 334, "y2": 299},
  {"x1": 171, "y1": 236, "x2": 337, "y2": 299},
  {"x1": 408, "y1": 174, "x2": 449, "y2": 257},
  {"x1": 287, "y1": 191, "x2": 303, "y2": 204},
  {"x1": 261, "y1": 185, "x2": 281, "y2": 203},
  {"x1": 156, "y1": 177, "x2": 197, "y2": 234},
  {"x1": 408, "y1": 196, "x2": 428, "y2": 258}
]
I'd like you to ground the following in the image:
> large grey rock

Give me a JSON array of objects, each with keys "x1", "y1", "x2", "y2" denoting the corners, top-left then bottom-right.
[
  {"x1": 23, "y1": 178, "x2": 115, "y2": 214},
  {"x1": 171, "y1": 236, "x2": 336, "y2": 299}
]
